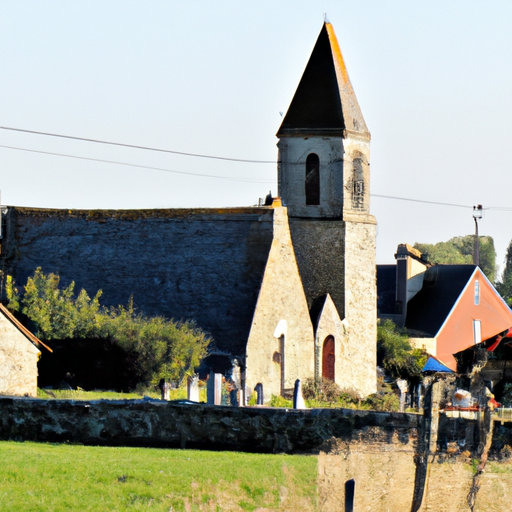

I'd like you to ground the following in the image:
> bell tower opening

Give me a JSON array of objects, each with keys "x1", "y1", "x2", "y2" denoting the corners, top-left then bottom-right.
[
  {"x1": 351, "y1": 157, "x2": 365, "y2": 211},
  {"x1": 305, "y1": 153, "x2": 320, "y2": 205}
]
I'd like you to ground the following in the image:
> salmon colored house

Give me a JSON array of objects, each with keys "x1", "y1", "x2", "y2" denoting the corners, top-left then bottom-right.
[
  {"x1": 405, "y1": 265, "x2": 512, "y2": 371},
  {"x1": 377, "y1": 244, "x2": 512, "y2": 372}
]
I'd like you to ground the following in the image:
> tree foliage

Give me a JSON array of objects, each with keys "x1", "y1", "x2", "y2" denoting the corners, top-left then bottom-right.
[
  {"x1": 414, "y1": 235, "x2": 496, "y2": 283},
  {"x1": 6, "y1": 268, "x2": 211, "y2": 386},
  {"x1": 497, "y1": 239, "x2": 512, "y2": 306},
  {"x1": 377, "y1": 319, "x2": 427, "y2": 380}
]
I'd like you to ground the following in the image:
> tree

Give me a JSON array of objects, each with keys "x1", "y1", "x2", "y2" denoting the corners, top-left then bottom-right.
[
  {"x1": 6, "y1": 268, "x2": 211, "y2": 386},
  {"x1": 497, "y1": 239, "x2": 512, "y2": 305},
  {"x1": 414, "y1": 235, "x2": 496, "y2": 283}
]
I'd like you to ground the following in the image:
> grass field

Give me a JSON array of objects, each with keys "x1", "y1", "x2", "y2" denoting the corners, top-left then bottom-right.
[
  {"x1": 37, "y1": 387, "x2": 207, "y2": 402},
  {"x1": 0, "y1": 442, "x2": 318, "y2": 511}
]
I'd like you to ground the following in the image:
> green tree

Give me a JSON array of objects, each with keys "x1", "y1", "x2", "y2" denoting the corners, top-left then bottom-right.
[
  {"x1": 414, "y1": 235, "x2": 496, "y2": 283},
  {"x1": 6, "y1": 268, "x2": 210, "y2": 386},
  {"x1": 497, "y1": 239, "x2": 512, "y2": 306},
  {"x1": 377, "y1": 319, "x2": 427, "y2": 380}
]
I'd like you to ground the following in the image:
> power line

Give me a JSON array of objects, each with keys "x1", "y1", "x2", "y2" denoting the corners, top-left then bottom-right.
[
  {"x1": 0, "y1": 144, "x2": 275, "y2": 183},
  {"x1": 485, "y1": 207, "x2": 512, "y2": 212},
  {"x1": 0, "y1": 125, "x2": 276, "y2": 164},
  {"x1": 2, "y1": 130, "x2": 510, "y2": 209},
  {"x1": 371, "y1": 193, "x2": 473, "y2": 209},
  {"x1": 372, "y1": 194, "x2": 512, "y2": 212}
]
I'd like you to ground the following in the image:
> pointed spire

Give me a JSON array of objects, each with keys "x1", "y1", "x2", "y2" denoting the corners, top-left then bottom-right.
[{"x1": 277, "y1": 23, "x2": 369, "y2": 139}]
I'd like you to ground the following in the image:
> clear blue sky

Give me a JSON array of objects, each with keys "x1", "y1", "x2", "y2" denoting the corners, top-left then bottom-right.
[{"x1": 2, "y1": 1, "x2": 512, "y2": 271}]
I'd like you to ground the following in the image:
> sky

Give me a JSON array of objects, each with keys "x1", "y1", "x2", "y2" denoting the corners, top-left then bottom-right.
[{"x1": 2, "y1": 1, "x2": 512, "y2": 273}]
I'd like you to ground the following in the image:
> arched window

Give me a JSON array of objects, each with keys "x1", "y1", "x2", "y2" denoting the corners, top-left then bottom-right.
[
  {"x1": 352, "y1": 158, "x2": 365, "y2": 210},
  {"x1": 322, "y1": 335, "x2": 335, "y2": 381},
  {"x1": 305, "y1": 153, "x2": 320, "y2": 205}
]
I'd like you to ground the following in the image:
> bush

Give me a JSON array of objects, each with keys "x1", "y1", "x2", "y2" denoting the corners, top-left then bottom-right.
[
  {"x1": 377, "y1": 319, "x2": 427, "y2": 380},
  {"x1": 364, "y1": 391, "x2": 400, "y2": 412},
  {"x1": 302, "y1": 377, "x2": 343, "y2": 402},
  {"x1": 7, "y1": 269, "x2": 211, "y2": 388},
  {"x1": 269, "y1": 395, "x2": 293, "y2": 408}
]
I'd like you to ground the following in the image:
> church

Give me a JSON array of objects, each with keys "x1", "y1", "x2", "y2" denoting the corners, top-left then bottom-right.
[{"x1": 0, "y1": 23, "x2": 377, "y2": 401}]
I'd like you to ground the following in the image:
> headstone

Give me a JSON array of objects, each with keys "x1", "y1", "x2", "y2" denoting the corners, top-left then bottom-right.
[
  {"x1": 293, "y1": 379, "x2": 307, "y2": 409},
  {"x1": 158, "y1": 379, "x2": 171, "y2": 401},
  {"x1": 255, "y1": 383, "x2": 264, "y2": 405},
  {"x1": 187, "y1": 374, "x2": 200, "y2": 402},
  {"x1": 396, "y1": 378, "x2": 409, "y2": 413},
  {"x1": 345, "y1": 479, "x2": 355, "y2": 512},
  {"x1": 207, "y1": 372, "x2": 222, "y2": 405}
]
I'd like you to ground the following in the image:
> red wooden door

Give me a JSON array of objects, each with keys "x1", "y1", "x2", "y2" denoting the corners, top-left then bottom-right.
[{"x1": 322, "y1": 336, "x2": 335, "y2": 381}]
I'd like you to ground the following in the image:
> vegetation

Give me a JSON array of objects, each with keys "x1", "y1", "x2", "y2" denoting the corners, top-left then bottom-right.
[
  {"x1": 497, "y1": 239, "x2": 512, "y2": 305},
  {"x1": 299, "y1": 377, "x2": 400, "y2": 412},
  {"x1": 0, "y1": 441, "x2": 317, "y2": 511},
  {"x1": 6, "y1": 269, "x2": 211, "y2": 388},
  {"x1": 37, "y1": 386, "x2": 208, "y2": 402},
  {"x1": 377, "y1": 319, "x2": 427, "y2": 380},
  {"x1": 414, "y1": 235, "x2": 496, "y2": 282}
]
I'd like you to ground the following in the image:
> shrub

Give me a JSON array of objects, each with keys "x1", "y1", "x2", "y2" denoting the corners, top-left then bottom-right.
[
  {"x1": 377, "y1": 319, "x2": 427, "y2": 380},
  {"x1": 269, "y1": 395, "x2": 293, "y2": 408},
  {"x1": 302, "y1": 377, "x2": 343, "y2": 402},
  {"x1": 6, "y1": 269, "x2": 211, "y2": 388}
]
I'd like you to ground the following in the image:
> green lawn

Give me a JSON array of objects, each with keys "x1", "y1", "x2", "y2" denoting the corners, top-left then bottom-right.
[
  {"x1": 0, "y1": 442, "x2": 318, "y2": 511},
  {"x1": 37, "y1": 387, "x2": 207, "y2": 402}
]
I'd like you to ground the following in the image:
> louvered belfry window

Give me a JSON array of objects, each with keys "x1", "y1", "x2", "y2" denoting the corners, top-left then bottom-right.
[{"x1": 352, "y1": 158, "x2": 365, "y2": 210}]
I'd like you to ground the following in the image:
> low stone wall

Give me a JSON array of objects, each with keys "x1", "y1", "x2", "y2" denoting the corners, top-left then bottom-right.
[{"x1": 0, "y1": 397, "x2": 420, "y2": 453}]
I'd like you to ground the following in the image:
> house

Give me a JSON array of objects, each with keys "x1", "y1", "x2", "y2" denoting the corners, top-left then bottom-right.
[
  {"x1": 0, "y1": 303, "x2": 51, "y2": 396},
  {"x1": 378, "y1": 244, "x2": 512, "y2": 372},
  {"x1": 0, "y1": 23, "x2": 377, "y2": 401}
]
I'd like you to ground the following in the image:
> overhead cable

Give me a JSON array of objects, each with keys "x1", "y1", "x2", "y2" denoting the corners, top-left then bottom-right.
[
  {"x1": 0, "y1": 144, "x2": 274, "y2": 183},
  {"x1": 371, "y1": 194, "x2": 473, "y2": 209},
  {"x1": 0, "y1": 125, "x2": 276, "y2": 164}
]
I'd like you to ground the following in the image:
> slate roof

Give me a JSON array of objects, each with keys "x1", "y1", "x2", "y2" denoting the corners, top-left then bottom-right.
[
  {"x1": 277, "y1": 23, "x2": 369, "y2": 138},
  {"x1": 405, "y1": 265, "x2": 477, "y2": 337},
  {"x1": 377, "y1": 265, "x2": 397, "y2": 315}
]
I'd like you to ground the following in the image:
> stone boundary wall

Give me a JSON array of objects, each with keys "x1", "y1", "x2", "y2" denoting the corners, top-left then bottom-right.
[{"x1": 0, "y1": 397, "x2": 421, "y2": 453}]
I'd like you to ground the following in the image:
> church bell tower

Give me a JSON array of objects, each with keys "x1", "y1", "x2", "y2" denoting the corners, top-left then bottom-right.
[{"x1": 277, "y1": 23, "x2": 377, "y2": 396}]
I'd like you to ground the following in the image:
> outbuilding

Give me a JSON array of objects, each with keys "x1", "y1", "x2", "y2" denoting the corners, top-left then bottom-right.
[{"x1": 0, "y1": 303, "x2": 51, "y2": 397}]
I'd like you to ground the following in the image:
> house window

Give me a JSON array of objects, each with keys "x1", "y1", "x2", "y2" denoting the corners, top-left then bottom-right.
[
  {"x1": 473, "y1": 320, "x2": 481, "y2": 345},
  {"x1": 474, "y1": 280, "x2": 480, "y2": 305},
  {"x1": 352, "y1": 158, "x2": 365, "y2": 210},
  {"x1": 305, "y1": 153, "x2": 320, "y2": 205}
]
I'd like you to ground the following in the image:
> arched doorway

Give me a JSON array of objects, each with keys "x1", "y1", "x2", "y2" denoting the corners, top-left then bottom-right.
[{"x1": 322, "y1": 335, "x2": 335, "y2": 381}]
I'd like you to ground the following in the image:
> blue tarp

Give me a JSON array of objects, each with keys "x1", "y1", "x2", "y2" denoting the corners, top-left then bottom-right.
[{"x1": 422, "y1": 356, "x2": 453, "y2": 373}]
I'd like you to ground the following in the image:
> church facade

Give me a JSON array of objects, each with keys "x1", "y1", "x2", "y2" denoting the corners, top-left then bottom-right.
[{"x1": 0, "y1": 23, "x2": 377, "y2": 400}]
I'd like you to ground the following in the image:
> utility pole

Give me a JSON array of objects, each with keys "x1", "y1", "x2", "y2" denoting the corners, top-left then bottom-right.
[{"x1": 473, "y1": 204, "x2": 483, "y2": 266}]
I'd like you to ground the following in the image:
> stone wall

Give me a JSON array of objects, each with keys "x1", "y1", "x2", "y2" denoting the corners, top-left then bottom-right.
[
  {"x1": 0, "y1": 397, "x2": 420, "y2": 453},
  {"x1": 1, "y1": 207, "x2": 274, "y2": 360},
  {"x1": 3, "y1": 396, "x2": 512, "y2": 510},
  {"x1": 0, "y1": 317, "x2": 40, "y2": 397},
  {"x1": 289, "y1": 217, "x2": 377, "y2": 396},
  {"x1": 289, "y1": 219, "x2": 346, "y2": 319},
  {"x1": 245, "y1": 208, "x2": 314, "y2": 398},
  {"x1": 277, "y1": 136, "x2": 344, "y2": 219},
  {"x1": 343, "y1": 219, "x2": 377, "y2": 396}
]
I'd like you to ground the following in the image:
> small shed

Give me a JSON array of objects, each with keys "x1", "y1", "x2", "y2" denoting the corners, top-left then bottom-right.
[{"x1": 0, "y1": 303, "x2": 51, "y2": 397}]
